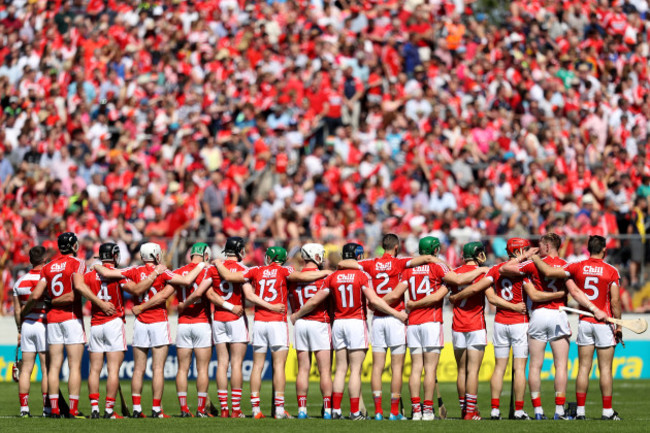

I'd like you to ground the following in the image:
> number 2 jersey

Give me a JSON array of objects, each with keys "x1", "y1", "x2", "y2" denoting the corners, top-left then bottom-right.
[
  {"x1": 359, "y1": 253, "x2": 411, "y2": 317},
  {"x1": 288, "y1": 271, "x2": 330, "y2": 323},
  {"x1": 84, "y1": 264, "x2": 126, "y2": 326},
  {"x1": 399, "y1": 263, "x2": 449, "y2": 325},
  {"x1": 40, "y1": 255, "x2": 86, "y2": 323},
  {"x1": 321, "y1": 269, "x2": 370, "y2": 320},
  {"x1": 174, "y1": 262, "x2": 210, "y2": 324},
  {"x1": 206, "y1": 260, "x2": 247, "y2": 322},
  {"x1": 485, "y1": 262, "x2": 528, "y2": 325},
  {"x1": 448, "y1": 264, "x2": 486, "y2": 332},
  {"x1": 242, "y1": 263, "x2": 294, "y2": 322},
  {"x1": 120, "y1": 264, "x2": 174, "y2": 324},
  {"x1": 563, "y1": 258, "x2": 620, "y2": 324},
  {"x1": 519, "y1": 256, "x2": 567, "y2": 310}
]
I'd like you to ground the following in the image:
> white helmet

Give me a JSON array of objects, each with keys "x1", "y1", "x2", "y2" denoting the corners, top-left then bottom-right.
[
  {"x1": 300, "y1": 243, "x2": 325, "y2": 266},
  {"x1": 140, "y1": 242, "x2": 163, "y2": 264}
]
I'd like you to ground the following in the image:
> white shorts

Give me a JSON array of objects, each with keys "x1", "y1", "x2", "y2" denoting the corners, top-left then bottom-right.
[
  {"x1": 371, "y1": 315, "x2": 406, "y2": 353},
  {"x1": 294, "y1": 320, "x2": 331, "y2": 352},
  {"x1": 252, "y1": 321, "x2": 289, "y2": 352},
  {"x1": 213, "y1": 317, "x2": 249, "y2": 344},
  {"x1": 89, "y1": 318, "x2": 127, "y2": 353},
  {"x1": 493, "y1": 322, "x2": 529, "y2": 359},
  {"x1": 332, "y1": 319, "x2": 369, "y2": 351},
  {"x1": 528, "y1": 308, "x2": 572, "y2": 342},
  {"x1": 177, "y1": 322, "x2": 212, "y2": 349},
  {"x1": 407, "y1": 322, "x2": 443, "y2": 354},
  {"x1": 133, "y1": 320, "x2": 171, "y2": 348},
  {"x1": 452, "y1": 329, "x2": 487, "y2": 351},
  {"x1": 21, "y1": 320, "x2": 47, "y2": 353},
  {"x1": 577, "y1": 321, "x2": 616, "y2": 348},
  {"x1": 47, "y1": 319, "x2": 86, "y2": 345}
]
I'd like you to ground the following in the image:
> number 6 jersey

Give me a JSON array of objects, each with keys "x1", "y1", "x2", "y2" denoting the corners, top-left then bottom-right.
[
  {"x1": 242, "y1": 263, "x2": 294, "y2": 322},
  {"x1": 485, "y1": 262, "x2": 528, "y2": 325},
  {"x1": 40, "y1": 255, "x2": 86, "y2": 323}
]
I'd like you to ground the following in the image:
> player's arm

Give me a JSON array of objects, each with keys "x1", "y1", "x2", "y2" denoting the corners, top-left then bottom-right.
[
  {"x1": 50, "y1": 291, "x2": 74, "y2": 305},
  {"x1": 336, "y1": 259, "x2": 362, "y2": 270},
  {"x1": 485, "y1": 287, "x2": 526, "y2": 314},
  {"x1": 405, "y1": 255, "x2": 443, "y2": 267},
  {"x1": 363, "y1": 283, "x2": 408, "y2": 323},
  {"x1": 73, "y1": 273, "x2": 116, "y2": 315},
  {"x1": 407, "y1": 286, "x2": 450, "y2": 310},
  {"x1": 498, "y1": 260, "x2": 525, "y2": 277},
  {"x1": 286, "y1": 269, "x2": 332, "y2": 282},
  {"x1": 205, "y1": 286, "x2": 243, "y2": 317},
  {"x1": 289, "y1": 289, "x2": 330, "y2": 324},
  {"x1": 132, "y1": 284, "x2": 175, "y2": 316},
  {"x1": 179, "y1": 276, "x2": 211, "y2": 311},
  {"x1": 242, "y1": 282, "x2": 286, "y2": 313},
  {"x1": 443, "y1": 267, "x2": 488, "y2": 286},
  {"x1": 124, "y1": 264, "x2": 168, "y2": 297},
  {"x1": 381, "y1": 281, "x2": 407, "y2": 305},
  {"x1": 530, "y1": 255, "x2": 568, "y2": 279},
  {"x1": 21, "y1": 279, "x2": 46, "y2": 320},
  {"x1": 564, "y1": 278, "x2": 608, "y2": 321},
  {"x1": 448, "y1": 278, "x2": 492, "y2": 303},
  {"x1": 522, "y1": 281, "x2": 566, "y2": 302},
  {"x1": 12, "y1": 295, "x2": 21, "y2": 338},
  {"x1": 213, "y1": 260, "x2": 246, "y2": 283},
  {"x1": 168, "y1": 262, "x2": 206, "y2": 286},
  {"x1": 93, "y1": 264, "x2": 125, "y2": 279}
]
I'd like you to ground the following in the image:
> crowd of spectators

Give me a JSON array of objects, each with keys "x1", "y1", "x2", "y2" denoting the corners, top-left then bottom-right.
[{"x1": 2, "y1": 0, "x2": 650, "y2": 313}]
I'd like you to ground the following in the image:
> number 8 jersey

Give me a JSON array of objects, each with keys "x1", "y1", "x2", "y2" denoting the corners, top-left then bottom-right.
[
  {"x1": 242, "y1": 263, "x2": 294, "y2": 322},
  {"x1": 486, "y1": 262, "x2": 528, "y2": 324}
]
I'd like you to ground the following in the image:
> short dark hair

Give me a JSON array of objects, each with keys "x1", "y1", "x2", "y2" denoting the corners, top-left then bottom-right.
[
  {"x1": 587, "y1": 235, "x2": 607, "y2": 255},
  {"x1": 29, "y1": 246, "x2": 47, "y2": 266},
  {"x1": 382, "y1": 233, "x2": 400, "y2": 251},
  {"x1": 541, "y1": 233, "x2": 562, "y2": 251}
]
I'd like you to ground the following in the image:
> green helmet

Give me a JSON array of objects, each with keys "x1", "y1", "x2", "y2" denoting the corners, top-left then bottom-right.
[
  {"x1": 419, "y1": 236, "x2": 441, "y2": 256},
  {"x1": 462, "y1": 242, "x2": 486, "y2": 261},
  {"x1": 190, "y1": 242, "x2": 211, "y2": 260},
  {"x1": 265, "y1": 246, "x2": 287, "y2": 265}
]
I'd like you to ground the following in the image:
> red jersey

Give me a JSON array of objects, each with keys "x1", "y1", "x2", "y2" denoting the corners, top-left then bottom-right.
[
  {"x1": 242, "y1": 263, "x2": 294, "y2": 322},
  {"x1": 40, "y1": 255, "x2": 86, "y2": 323},
  {"x1": 121, "y1": 264, "x2": 174, "y2": 324},
  {"x1": 207, "y1": 260, "x2": 247, "y2": 322},
  {"x1": 448, "y1": 264, "x2": 486, "y2": 332},
  {"x1": 322, "y1": 269, "x2": 370, "y2": 320},
  {"x1": 399, "y1": 263, "x2": 449, "y2": 325},
  {"x1": 519, "y1": 256, "x2": 567, "y2": 310},
  {"x1": 288, "y1": 270, "x2": 330, "y2": 323},
  {"x1": 486, "y1": 263, "x2": 528, "y2": 325},
  {"x1": 359, "y1": 253, "x2": 411, "y2": 317},
  {"x1": 13, "y1": 269, "x2": 46, "y2": 323},
  {"x1": 84, "y1": 265, "x2": 125, "y2": 326},
  {"x1": 564, "y1": 258, "x2": 620, "y2": 324},
  {"x1": 174, "y1": 262, "x2": 210, "y2": 324}
]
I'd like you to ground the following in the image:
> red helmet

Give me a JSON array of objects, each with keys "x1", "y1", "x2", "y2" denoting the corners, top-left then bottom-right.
[{"x1": 506, "y1": 238, "x2": 531, "y2": 256}]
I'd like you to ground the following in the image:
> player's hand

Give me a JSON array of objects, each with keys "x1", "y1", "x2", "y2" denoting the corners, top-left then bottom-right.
[
  {"x1": 177, "y1": 302, "x2": 186, "y2": 314},
  {"x1": 155, "y1": 264, "x2": 167, "y2": 274},
  {"x1": 406, "y1": 300, "x2": 415, "y2": 310},
  {"x1": 594, "y1": 308, "x2": 608, "y2": 322},
  {"x1": 396, "y1": 311, "x2": 408, "y2": 323},
  {"x1": 212, "y1": 259, "x2": 223, "y2": 266},
  {"x1": 448, "y1": 295, "x2": 457, "y2": 304},
  {"x1": 289, "y1": 313, "x2": 298, "y2": 324},
  {"x1": 100, "y1": 301, "x2": 117, "y2": 316},
  {"x1": 478, "y1": 267, "x2": 489, "y2": 274},
  {"x1": 615, "y1": 327, "x2": 624, "y2": 347},
  {"x1": 232, "y1": 305, "x2": 244, "y2": 317},
  {"x1": 523, "y1": 247, "x2": 539, "y2": 259},
  {"x1": 132, "y1": 305, "x2": 142, "y2": 316},
  {"x1": 513, "y1": 302, "x2": 526, "y2": 314},
  {"x1": 269, "y1": 304, "x2": 286, "y2": 314}
]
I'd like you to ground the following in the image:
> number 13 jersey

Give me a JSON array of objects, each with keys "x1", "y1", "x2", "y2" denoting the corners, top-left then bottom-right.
[{"x1": 242, "y1": 263, "x2": 294, "y2": 322}]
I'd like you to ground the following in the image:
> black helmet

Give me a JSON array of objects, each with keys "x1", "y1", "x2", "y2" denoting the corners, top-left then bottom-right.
[
  {"x1": 224, "y1": 237, "x2": 246, "y2": 260},
  {"x1": 342, "y1": 243, "x2": 364, "y2": 260},
  {"x1": 57, "y1": 232, "x2": 79, "y2": 255},
  {"x1": 98, "y1": 242, "x2": 120, "y2": 264}
]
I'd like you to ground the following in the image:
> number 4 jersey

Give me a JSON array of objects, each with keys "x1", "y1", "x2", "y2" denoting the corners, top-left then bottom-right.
[
  {"x1": 399, "y1": 263, "x2": 450, "y2": 325},
  {"x1": 242, "y1": 263, "x2": 294, "y2": 322},
  {"x1": 563, "y1": 258, "x2": 620, "y2": 323},
  {"x1": 485, "y1": 262, "x2": 528, "y2": 324},
  {"x1": 84, "y1": 264, "x2": 126, "y2": 326}
]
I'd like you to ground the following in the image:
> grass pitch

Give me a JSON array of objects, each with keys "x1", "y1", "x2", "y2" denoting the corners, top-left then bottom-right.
[{"x1": 0, "y1": 380, "x2": 647, "y2": 432}]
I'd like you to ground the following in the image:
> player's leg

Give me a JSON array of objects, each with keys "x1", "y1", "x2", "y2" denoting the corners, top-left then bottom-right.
[
  {"x1": 550, "y1": 336, "x2": 570, "y2": 418},
  {"x1": 296, "y1": 350, "x2": 311, "y2": 417},
  {"x1": 194, "y1": 346, "x2": 211, "y2": 416},
  {"x1": 47, "y1": 343, "x2": 64, "y2": 417},
  {"x1": 66, "y1": 343, "x2": 85, "y2": 416},
  {"x1": 250, "y1": 350, "x2": 266, "y2": 417},
  {"x1": 513, "y1": 356, "x2": 529, "y2": 418},
  {"x1": 18, "y1": 351, "x2": 36, "y2": 415},
  {"x1": 348, "y1": 349, "x2": 367, "y2": 418},
  {"x1": 105, "y1": 350, "x2": 124, "y2": 417},
  {"x1": 215, "y1": 342, "x2": 231, "y2": 415},
  {"x1": 389, "y1": 349, "x2": 406, "y2": 419},
  {"x1": 576, "y1": 344, "x2": 595, "y2": 418},
  {"x1": 596, "y1": 346, "x2": 616, "y2": 419},
  {"x1": 371, "y1": 350, "x2": 386, "y2": 418},
  {"x1": 230, "y1": 342, "x2": 247, "y2": 417},
  {"x1": 176, "y1": 347, "x2": 192, "y2": 415},
  {"x1": 38, "y1": 351, "x2": 50, "y2": 416},
  {"x1": 490, "y1": 356, "x2": 508, "y2": 419},
  {"x1": 315, "y1": 349, "x2": 333, "y2": 418},
  {"x1": 409, "y1": 351, "x2": 423, "y2": 419},
  {"x1": 151, "y1": 344, "x2": 169, "y2": 417},
  {"x1": 131, "y1": 346, "x2": 148, "y2": 417},
  {"x1": 423, "y1": 351, "x2": 440, "y2": 416},
  {"x1": 332, "y1": 348, "x2": 348, "y2": 418},
  {"x1": 271, "y1": 347, "x2": 289, "y2": 417},
  {"x1": 464, "y1": 347, "x2": 484, "y2": 419},
  {"x1": 88, "y1": 351, "x2": 104, "y2": 416},
  {"x1": 527, "y1": 337, "x2": 547, "y2": 418},
  {"x1": 454, "y1": 348, "x2": 467, "y2": 414}
]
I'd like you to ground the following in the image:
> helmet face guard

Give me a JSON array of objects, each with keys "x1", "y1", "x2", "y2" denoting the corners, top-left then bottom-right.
[
  {"x1": 265, "y1": 246, "x2": 288, "y2": 265},
  {"x1": 190, "y1": 242, "x2": 211, "y2": 261},
  {"x1": 463, "y1": 242, "x2": 486, "y2": 264}
]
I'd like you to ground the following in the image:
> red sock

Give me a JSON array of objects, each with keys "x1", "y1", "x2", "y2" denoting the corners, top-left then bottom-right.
[
  {"x1": 132, "y1": 395, "x2": 141, "y2": 406},
  {"x1": 323, "y1": 396, "x2": 331, "y2": 410},
  {"x1": 532, "y1": 396, "x2": 542, "y2": 408},
  {"x1": 232, "y1": 389, "x2": 242, "y2": 411},
  {"x1": 555, "y1": 396, "x2": 566, "y2": 406},
  {"x1": 297, "y1": 395, "x2": 307, "y2": 408},
  {"x1": 19, "y1": 393, "x2": 29, "y2": 408},
  {"x1": 423, "y1": 400, "x2": 434, "y2": 412},
  {"x1": 153, "y1": 398, "x2": 162, "y2": 411},
  {"x1": 105, "y1": 397, "x2": 116, "y2": 413},
  {"x1": 197, "y1": 393, "x2": 207, "y2": 412},
  {"x1": 70, "y1": 395, "x2": 79, "y2": 415},
  {"x1": 49, "y1": 395, "x2": 59, "y2": 414},
  {"x1": 515, "y1": 401, "x2": 524, "y2": 411},
  {"x1": 411, "y1": 397, "x2": 421, "y2": 413},
  {"x1": 576, "y1": 392, "x2": 587, "y2": 407},
  {"x1": 390, "y1": 395, "x2": 400, "y2": 415},
  {"x1": 333, "y1": 392, "x2": 343, "y2": 410},
  {"x1": 602, "y1": 396, "x2": 612, "y2": 410},
  {"x1": 491, "y1": 398, "x2": 500, "y2": 409},
  {"x1": 218, "y1": 389, "x2": 228, "y2": 410},
  {"x1": 373, "y1": 392, "x2": 383, "y2": 414},
  {"x1": 89, "y1": 393, "x2": 100, "y2": 411},
  {"x1": 178, "y1": 392, "x2": 188, "y2": 411},
  {"x1": 350, "y1": 397, "x2": 360, "y2": 414}
]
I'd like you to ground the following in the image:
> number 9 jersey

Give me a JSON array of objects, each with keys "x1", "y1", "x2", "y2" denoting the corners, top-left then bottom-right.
[
  {"x1": 242, "y1": 263, "x2": 294, "y2": 322},
  {"x1": 207, "y1": 260, "x2": 247, "y2": 322},
  {"x1": 486, "y1": 262, "x2": 528, "y2": 324}
]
